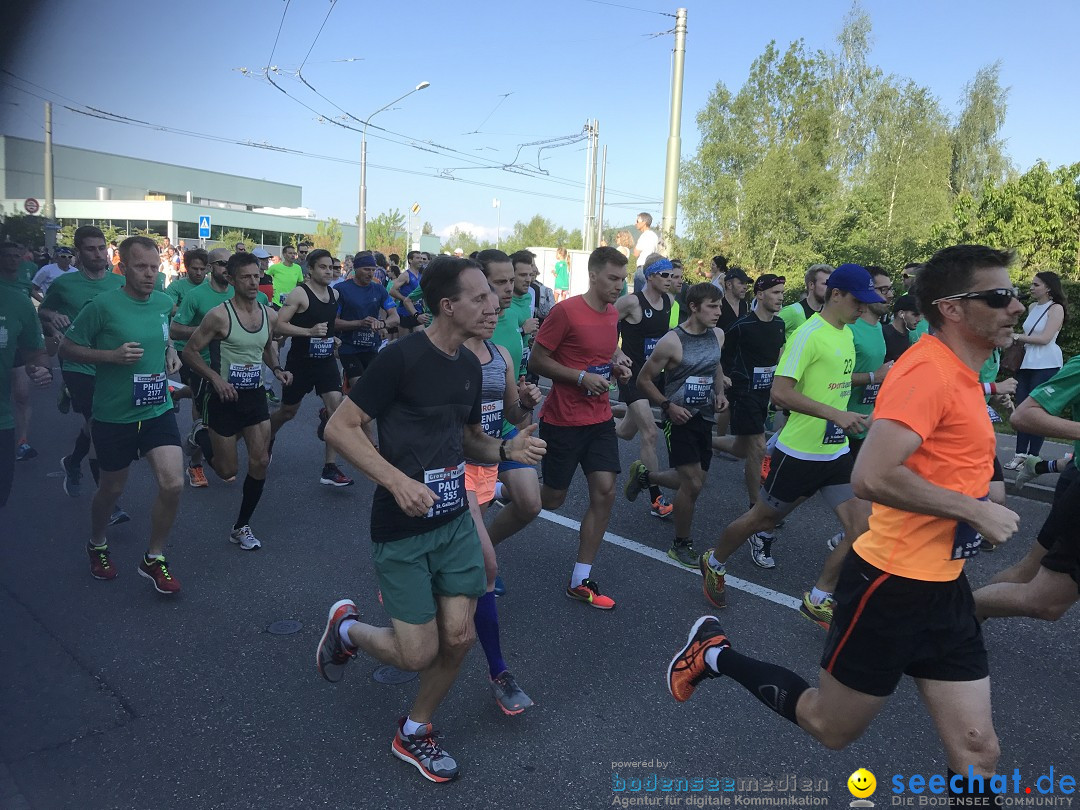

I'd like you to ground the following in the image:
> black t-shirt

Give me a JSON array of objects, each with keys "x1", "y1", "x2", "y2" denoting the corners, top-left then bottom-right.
[
  {"x1": 349, "y1": 332, "x2": 482, "y2": 542},
  {"x1": 717, "y1": 295, "x2": 749, "y2": 332},
  {"x1": 883, "y1": 323, "x2": 911, "y2": 362},
  {"x1": 721, "y1": 311, "x2": 787, "y2": 394}
]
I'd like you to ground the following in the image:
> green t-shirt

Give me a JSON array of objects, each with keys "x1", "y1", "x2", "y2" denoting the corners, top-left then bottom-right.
[
  {"x1": 268, "y1": 262, "x2": 305, "y2": 305},
  {"x1": 0, "y1": 286, "x2": 45, "y2": 430},
  {"x1": 492, "y1": 303, "x2": 527, "y2": 377},
  {"x1": 846, "y1": 317, "x2": 887, "y2": 439},
  {"x1": 774, "y1": 313, "x2": 856, "y2": 460},
  {"x1": 165, "y1": 276, "x2": 202, "y2": 310},
  {"x1": 1, "y1": 261, "x2": 38, "y2": 297},
  {"x1": 554, "y1": 260, "x2": 570, "y2": 290},
  {"x1": 909, "y1": 318, "x2": 930, "y2": 345},
  {"x1": 1028, "y1": 357, "x2": 1080, "y2": 471},
  {"x1": 154, "y1": 272, "x2": 166, "y2": 292},
  {"x1": 174, "y1": 283, "x2": 268, "y2": 360},
  {"x1": 42, "y1": 270, "x2": 125, "y2": 375},
  {"x1": 778, "y1": 299, "x2": 815, "y2": 339},
  {"x1": 510, "y1": 293, "x2": 534, "y2": 376},
  {"x1": 65, "y1": 288, "x2": 174, "y2": 425}
]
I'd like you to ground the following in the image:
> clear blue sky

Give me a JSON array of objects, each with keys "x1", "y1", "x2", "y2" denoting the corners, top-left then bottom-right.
[{"x1": 2, "y1": 0, "x2": 1077, "y2": 244}]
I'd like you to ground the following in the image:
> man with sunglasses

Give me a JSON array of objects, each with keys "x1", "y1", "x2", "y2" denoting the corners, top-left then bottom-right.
[
  {"x1": 267, "y1": 245, "x2": 305, "y2": 310},
  {"x1": 668, "y1": 247, "x2": 1023, "y2": 807},
  {"x1": 619, "y1": 253, "x2": 676, "y2": 520}
]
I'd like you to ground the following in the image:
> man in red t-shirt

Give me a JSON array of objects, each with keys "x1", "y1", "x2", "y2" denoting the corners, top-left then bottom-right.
[{"x1": 529, "y1": 246, "x2": 632, "y2": 609}]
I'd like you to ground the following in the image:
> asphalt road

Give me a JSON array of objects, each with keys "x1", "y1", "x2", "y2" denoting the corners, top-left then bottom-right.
[{"x1": 2, "y1": 378, "x2": 1078, "y2": 810}]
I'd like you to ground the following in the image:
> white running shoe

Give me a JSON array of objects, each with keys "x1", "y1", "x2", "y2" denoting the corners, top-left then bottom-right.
[{"x1": 229, "y1": 525, "x2": 262, "y2": 550}]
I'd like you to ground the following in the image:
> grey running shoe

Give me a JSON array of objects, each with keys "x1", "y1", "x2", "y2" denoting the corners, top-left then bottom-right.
[
  {"x1": 61, "y1": 455, "x2": 82, "y2": 497},
  {"x1": 667, "y1": 540, "x2": 698, "y2": 568},
  {"x1": 315, "y1": 599, "x2": 359, "y2": 683},
  {"x1": 748, "y1": 532, "x2": 775, "y2": 569},
  {"x1": 107, "y1": 507, "x2": 130, "y2": 527},
  {"x1": 229, "y1": 525, "x2": 262, "y2": 550},
  {"x1": 1012, "y1": 454, "x2": 1043, "y2": 493},
  {"x1": 490, "y1": 670, "x2": 534, "y2": 715},
  {"x1": 391, "y1": 719, "x2": 459, "y2": 782},
  {"x1": 826, "y1": 531, "x2": 843, "y2": 551},
  {"x1": 624, "y1": 459, "x2": 646, "y2": 502}
]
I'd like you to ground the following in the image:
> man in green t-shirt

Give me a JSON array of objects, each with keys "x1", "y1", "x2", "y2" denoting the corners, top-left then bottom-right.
[
  {"x1": 0, "y1": 242, "x2": 41, "y2": 462},
  {"x1": 267, "y1": 245, "x2": 306, "y2": 307},
  {"x1": 39, "y1": 226, "x2": 127, "y2": 509},
  {"x1": 61, "y1": 235, "x2": 185, "y2": 595},
  {"x1": 777, "y1": 264, "x2": 833, "y2": 338},
  {"x1": 165, "y1": 247, "x2": 208, "y2": 314},
  {"x1": 974, "y1": 356, "x2": 1080, "y2": 623},
  {"x1": 509, "y1": 251, "x2": 540, "y2": 377},
  {"x1": 698, "y1": 264, "x2": 884, "y2": 630},
  {"x1": 0, "y1": 281, "x2": 51, "y2": 507}
]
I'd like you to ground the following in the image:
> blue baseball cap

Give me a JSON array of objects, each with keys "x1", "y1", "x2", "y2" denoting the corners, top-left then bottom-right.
[{"x1": 827, "y1": 263, "x2": 885, "y2": 304}]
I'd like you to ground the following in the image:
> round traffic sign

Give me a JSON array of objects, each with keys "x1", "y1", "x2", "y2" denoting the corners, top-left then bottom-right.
[{"x1": 24, "y1": 198, "x2": 40, "y2": 215}]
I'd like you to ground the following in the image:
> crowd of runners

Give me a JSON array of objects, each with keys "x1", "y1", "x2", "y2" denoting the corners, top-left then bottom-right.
[{"x1": 2, "y1": 224, "x2": 1077, "y2": 801}]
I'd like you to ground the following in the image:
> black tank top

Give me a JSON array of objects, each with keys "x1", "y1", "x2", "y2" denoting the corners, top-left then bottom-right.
[
  {"x1": 291, "y1": 283, "x2": 339, "y2": 360},
  {"x1": 621, "y1": 290, "x2": 671, "y2": 370}
]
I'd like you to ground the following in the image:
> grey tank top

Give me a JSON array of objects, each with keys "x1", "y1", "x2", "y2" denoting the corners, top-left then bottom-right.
[
  {"x1": 664, "y1": 326, "x2": 722, "y2": 422},
  {"x1": 469, "y1": 340, "x2": 508, "y2": 466}
]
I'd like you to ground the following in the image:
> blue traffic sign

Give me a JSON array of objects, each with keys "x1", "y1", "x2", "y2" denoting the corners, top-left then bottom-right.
[{"x1": 198, "y1": 215, "x2": 211, "y2": 239}]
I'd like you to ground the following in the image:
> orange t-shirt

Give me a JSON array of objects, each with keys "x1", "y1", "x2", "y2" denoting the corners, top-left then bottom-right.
[{"x1": 852, "y1": 334, "x2": 996, "y2": 581}]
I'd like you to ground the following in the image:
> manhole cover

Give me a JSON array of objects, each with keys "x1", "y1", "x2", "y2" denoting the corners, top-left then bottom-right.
[
  {"x1": 267, "y1": 620, "x2": 303, "y2": 635},
  {"x1": 372, "y1": 665, "x2": 417, "y2": 684}
]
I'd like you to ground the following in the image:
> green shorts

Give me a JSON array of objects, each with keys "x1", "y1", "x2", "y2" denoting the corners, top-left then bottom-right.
[{"x1": 371, "y1": 511, "x2": 486, "y2": 625}]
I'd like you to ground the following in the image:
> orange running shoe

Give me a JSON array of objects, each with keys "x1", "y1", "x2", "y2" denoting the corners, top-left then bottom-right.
[{"x1": 666, "y1": 616, "x2": 730, "y2": 702}]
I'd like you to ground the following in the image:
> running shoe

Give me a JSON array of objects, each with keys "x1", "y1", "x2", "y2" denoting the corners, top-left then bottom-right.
[
  {"x1": 391, "y1": 718, "x2": 459, "y2": 783},
  {"x1": 1012, "y1": 454, "x2": 1043, "y2": 493},
  {"x1": 15, "y1": 442, "x2": 37, "y2": 461},
  {"x1": 759, "y1": 453, "x2": 772, "y2": 486},
  {"x1": 61, "y1": 455, "x2": 82, "y2": 497},
  {"x1": 748, "y1": 532, "x2": 775, "y2": 569},
  {"x1": 1003, "y1": 453, "x2": 1028, "y2": 471},
  {"x1": 316, "y1": 598, "x2": 360, "y2": 683},
  {"x1": 667, "y1": 539, "x2": 698, "y2": 568},
  {"x1": 493, "y1": 574, "x2": 506, "y2": 597},
  {"x1": 107, "y1": 507, "x2": 131, "y2": 527},
  {"x1": 266, "y1": 386, "x2": 280, "y2": 404},
  {"x1": 229, "y1": 525, "x2": 262, "y2": 550},
  {"x1": 57, "y1": 384, "x2": 72, "y2": 414},
  {"x1": 565, "y1": 578, "x2": 616, "y2": 609},
  {"x1": 799, "y1": 592, "x2": 834, "y2": 630},
  {"x1": 320, "y1": 463, "x2": 354, "y2": 487},
  {"x1": 187, "y1": 465, "x2": 209, "y2": 488},
  {"x1": 826, "y1": 531, "x2": 843, "y2": 551},
  {"x1": 698, "y1": 551, "x2": 726, "y2": 608},
  {"x1": 490, "y1": 670, "x2": 534, "y2": 715},
  {"x1": 624, "y1": 459, "x2": 646, "y2": 502},
  {"x1": 317, "y1": 406, "x2": 329, "y2": 441},
  {"x1": 138, "y1": 555, "x2": 181, "y2": 594},
  {"x1": 666, "y1": 615, "x2": 729, "y2": 703},
  {"x1": 186, "y1": 420, "x2": 206, "y2": 455},
  {"x1": 267, "y1": 436, "x2": 275, "y2": 466},
  {"x1": 650, "y1": 495, "x2": 673, "y2": 519},
  {"x1": 978, "y1": 538, "x2": 996, "y2": 553},
  {"x1": 87, "y1": 543, "x2": 116, "y2": 581}
]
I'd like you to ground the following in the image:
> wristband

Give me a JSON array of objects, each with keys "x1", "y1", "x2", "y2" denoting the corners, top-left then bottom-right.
[
  {"x1": 868, "y1": 371, "x2": 875, "y2": 385},
  {"x1": 273, "y1": 366, "x2": 284, "y2": 373},
  {"x1": 576, "y1": 369, "x2": 586, "y2": 387},
  {"x1": 499, "y1": 439, "x2": 509, "y2": 462}
]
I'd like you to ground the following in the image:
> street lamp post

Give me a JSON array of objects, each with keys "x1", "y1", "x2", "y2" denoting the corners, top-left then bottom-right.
[
  {"x1": 492, "y1": 198, "x2": 501, "y2": 251},
  {"x1": 359, "y1": 81, "x2": 430, "y2": 253}
]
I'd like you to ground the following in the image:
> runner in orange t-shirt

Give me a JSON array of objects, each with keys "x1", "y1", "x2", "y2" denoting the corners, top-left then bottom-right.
[{"x1": 666, "y1": 245, "x2": 1023, "y2": 804}]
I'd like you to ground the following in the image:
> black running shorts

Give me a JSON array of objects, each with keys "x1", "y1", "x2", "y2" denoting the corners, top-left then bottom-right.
[
  {"x1": 759, "y1": 447, "x2": 855, "y2": 515},
  {"x1": 205, "y1": 388, "x2": 270, "y2": 438},
  {"x1": 538, "y1": 419, "x2": 620, "y2": 492},
  {"x1": 821, "y1": 552, "x2": 988, "y2": 697},
  {"x1": 727, "y1": 389, "x2": 770, "y2": 436},
  {"x1": 282, "y1": 358, "x2": 342, "y2": 405},
  {"x1": 91, "y1": 411, "x2": 182, "y2": 472},
  {"x1": 1036, "y1": 464, "x2": 1080, "y2": 591},
  {"x1": 340, "y1": 351, "x2": 378, "y2": 383},
  {"x1": 62, "y1": 370, "x2": 95, "y2": 420},
  {"x1": 665, "y1": 413, "x2": 713, "y2": 471}
]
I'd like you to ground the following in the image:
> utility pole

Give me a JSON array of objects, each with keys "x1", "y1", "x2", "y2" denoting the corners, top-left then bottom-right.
[
  {"x1": 596, "y1": 145, "x2": 607, "y2": 249},
  {"x1": 582, "y1": 120, "x2": 599, "y2": 252},
  {"x1": 43, "y1": 101, "x2": 57, "y2": 251},
  {"x1": 661, "y1": 7, "x2": 687, "y2": 246}
]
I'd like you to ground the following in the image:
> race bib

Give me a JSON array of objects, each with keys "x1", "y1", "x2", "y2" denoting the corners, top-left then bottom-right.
[
  {"x1": 683, "y1": 375, "x2": 712, "y2": 407},
  {"x1": 481, "y1": 400, "x2": 504, "y2": 438},
  {"x1": 228, "y1": 363, "x2": 261, "y2": 390},
  {"x1": 278, "y1": 293, "x2": 287, "y2": 306},
  {"x1": 584, "y1": 363, "x2": 612, "y2": 397},
  {"x1": 822, "y1": 420, "x2": 847, "y2": 445},
  {"x1": 352, "y1": 329, "x2": 379, "y2": 351},
  {"x1": 951, "y1": 496, "x2": 988, "y2": 560},
  {"x1": 309, "y1": 337, "x2": 334, "y2": 358},
  {"x1": 986, "y1": 404, "x2": 1002, "y2": 424},
  {"x1": 423, "y1": 462, "x2": 465, "y2": 518},
  {"x1": 860, "y1": 383, "x2": 881, "y2": 406},
  {"x1": 643, "y1": 337, "x2": 660, "y2": 360},
  {"x1": 133, "y1": 373, "x2": 167, "y2": 407},
  {"x1": 751, "y1": 366, "x2": 775, "y2": 391}
]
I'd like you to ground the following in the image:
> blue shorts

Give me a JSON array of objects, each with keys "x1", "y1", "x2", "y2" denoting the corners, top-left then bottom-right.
[{"x1": 498, "y1": 423, "x2": 531, "y2": 472}]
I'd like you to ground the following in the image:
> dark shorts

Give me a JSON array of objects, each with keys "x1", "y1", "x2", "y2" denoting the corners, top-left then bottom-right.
[
  {"x1": 0, "y1": 428, "x2": 13, "y2": 509},
  {"x1": 62, "y1": 370, "x2": 96, "y2": 420},
  {"x1": 618, "y1": 374, "x2": 650, "y2": 405},
  {"x1": 13, "y1": 349, "x2": 24, "y2": 369},
  {"x1": 727, "y1": 389, "x2": 770, "y2": 436},
  {"x1": 848, "y1": 436, "x2": 864, "y2": 461},
  {"x1": 821, "y1": 552, "x2": 988, "y2": 697},
  {"x1": 91, "y1": 411, "x2": 182, "y2": 472},
  {"x1": 539, "y1": 419, "x2": 620, "y2": 491},
  {"x1": 205, "y1": 388, "x2": 270, "y2": 437},
  {"x1": 282, "y1": 358, "x2": 342, "y2": 405},
  {"x1": 665, "y1": 413, "x2": 713, "y2": 471},
  {"x1": 1036, "y1": 464, "x2": 1080, "y2": 591},
  {"x1": 759, "y1": 447, "x2": 856, "y2": 515},
  {"x1": 340, "y1": 351, "x2": 378, "y2": 382},
  {"x1": 178, "y1": 362, "x2": 208, "y2": 404},
  {"x1": 991, "y1": 456, "x2": 1004, "y2": 483},
  {"x1": 399, "y1": 312, "x2": 420, "y2": 330}
]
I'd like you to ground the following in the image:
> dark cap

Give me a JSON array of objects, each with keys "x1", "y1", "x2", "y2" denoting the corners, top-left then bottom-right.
[
  {"x1": 54, "y1": 246, "x2": 74, "y2": 257},
  {"x1": 893, "y1": 293, "x2": 918, "y2": 314},
  {"x1": 725, "y1": 267, "x2": 751, "y2": 283},
  {"x1": 826, "y1": 263, "x2": 886, "y2": 304},
  {"x1": 754, "y1": 273, "x2": 785, "y2": 293}
]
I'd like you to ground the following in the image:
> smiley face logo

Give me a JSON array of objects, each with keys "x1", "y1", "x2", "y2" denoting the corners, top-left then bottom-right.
[{"x1": 847, "y1": 768, "x2": 876, "y2": 798}]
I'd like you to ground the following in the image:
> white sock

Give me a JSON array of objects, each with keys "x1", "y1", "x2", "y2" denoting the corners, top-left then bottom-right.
[
  {"x1": 145, "y1": 552, "x2": 163, "y2": 561},
  {"x1": 708, "y1": 552, "x2": 725, "y2": 572},
  {"x1": 571, "y1": 562, "x2": 592, "y2": 588},
  {"x1": 809, "y1": 587, "x2": 831, "y2": 606},
  {"x1": 704, "y1": 646, "x2": 723, "y2": 673},
  {"x1": 493, "y1": 481, "x2": 508, "y2": 500},
  {"x1": 402, "y1": 716, "x2": 425, "y2": 736},
  {"x1": 339, "y1": 618, "x2": 357, "y2": 647}
]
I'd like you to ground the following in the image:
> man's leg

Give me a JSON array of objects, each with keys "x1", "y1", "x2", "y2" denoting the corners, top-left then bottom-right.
[
  {"x1": 410, "y1": 594, "x2": 478, "y2": 723},
  {"x1": 233, "y1": 421, "x2": 271, "y2": 532},
  {"x1": 973, "y1": 566, "x2": 1078, "y2": 622},
  {"x1": 143, "y1": 444, "x2": 184, "y2": 557},
  {"x1": 579, "y1": 470, "x2": 616, "y2": 566},
  {"x1": 713, "y1": 499, "x2": 785, "y2": 561},
  {"x1": 0, "y1": 429, "x2": 14, "y2": 508},
  {"x1": 269, "y1": 400, "x2": 300, "y2": 437},
  {"x1": 489, "y1": 466, "x2": 542, "y2": 545},
  {"x1": 736, "y1": 434, "x2": 766, "y2": 505},
  {"x1": 206, "y1": 430, "x2": 241, "y2": 481},
  {"x1": 12, "y1": 370, "x2": 31, "y2": 454},
  {"x1": 813, "y1": 497, "x2": 871, "y2": 594},
  {"x1": 988, "y1": 541, "x2": 1047, "y2": 585},
  {"x1": 319, "y1": 390, "x2": 344, "y2": 466},
  {"x1": 917, "y1": 678, "x2": 1000, "y2": 781},
  {"x1": 670, "y1": 464, "x2": 706, "y2": 540},
  {"x1": 91, "y1": 468, "x2": 129, "y2": 546}
]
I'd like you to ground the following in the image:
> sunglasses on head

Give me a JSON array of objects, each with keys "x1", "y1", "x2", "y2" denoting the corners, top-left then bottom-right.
[{"x1": 931, "y1": 288, "x2": 1017, "y2": 309}]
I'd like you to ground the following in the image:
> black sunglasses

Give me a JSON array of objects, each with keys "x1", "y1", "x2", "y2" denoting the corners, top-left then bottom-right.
[
  {"x1": 209, "y1": 260, "x2": 228, "y2": 267},
  {"x1": 931, "y1": 288, "x2": 1017, "y2": 309}
]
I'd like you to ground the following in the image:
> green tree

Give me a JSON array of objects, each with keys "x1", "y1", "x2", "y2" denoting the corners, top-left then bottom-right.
[
  {"x1": 950, "y1": 62, "x2": 1011, "y2": 198},
  {"x1": 441, "y1": 227, "x2": 494, "y2": 255},
  {"x1": 210, "y1": 229, "x2": 256, "y2": 252},
  {"x1": 365, "y1": 209, "x2": 407, "y2": 257},
  {"x1": 421, "y1": 221, "x2": 434, "y2": 235},
  {"x1": 312, "y1": 217, "x2": 343, "y2": 256},
  {"x1": 1, "y1": 212, "x2": 46, "y2": 248}
]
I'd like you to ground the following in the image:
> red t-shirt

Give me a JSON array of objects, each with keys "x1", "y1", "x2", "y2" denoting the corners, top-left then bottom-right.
[{"x1": 535, "y1": 295, "x2": 619, "y2": 426}]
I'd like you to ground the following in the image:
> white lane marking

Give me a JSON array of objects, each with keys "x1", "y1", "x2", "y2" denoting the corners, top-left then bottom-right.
[{"x1": 538, "y1": 510, "x2": 802, "y2": 611}]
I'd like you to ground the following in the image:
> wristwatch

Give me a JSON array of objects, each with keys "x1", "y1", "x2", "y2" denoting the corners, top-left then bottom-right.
[{"x1": 660, "y1": 400, "x2": 672, "y2": 413}]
